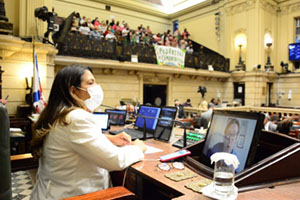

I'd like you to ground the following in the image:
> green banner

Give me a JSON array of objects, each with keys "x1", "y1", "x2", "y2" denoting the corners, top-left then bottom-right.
[{"x1": 154, "y1": 45, "x2": 186, "y2": 68}]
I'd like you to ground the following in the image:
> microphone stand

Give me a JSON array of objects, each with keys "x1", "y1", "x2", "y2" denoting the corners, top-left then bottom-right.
[
  {"x1": 143, "y1": 117, "x2": 147, "y2": 140},
  {"x1": 174, "y1": 120, "x2": 187, "y2": 148}
]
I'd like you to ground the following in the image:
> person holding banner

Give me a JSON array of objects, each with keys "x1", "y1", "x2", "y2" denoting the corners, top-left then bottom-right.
[{"x1": 30, "y1": 65, "x2": 146, "y2": 200}]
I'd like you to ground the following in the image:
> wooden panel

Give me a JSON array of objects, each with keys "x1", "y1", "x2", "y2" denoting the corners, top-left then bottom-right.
[{"x1": 62, "y1": 186, "x2": 137, "y2": 200}]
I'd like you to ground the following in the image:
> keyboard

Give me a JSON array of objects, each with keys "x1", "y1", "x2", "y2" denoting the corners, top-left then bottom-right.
[
  {"x1": 109, "y1": 129, "x2": 124, "y2": 135},
  {"x1": 172, "y1": 131, "x2": 205, "y2": 148},
  {"x1": 124, "y1": 128, "x2": 153, "y2": 140}
]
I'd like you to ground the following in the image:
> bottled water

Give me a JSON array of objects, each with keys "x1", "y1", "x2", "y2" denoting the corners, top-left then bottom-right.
[{"x1": 213, "y1": 171, "x2": 234, "y2": 196}]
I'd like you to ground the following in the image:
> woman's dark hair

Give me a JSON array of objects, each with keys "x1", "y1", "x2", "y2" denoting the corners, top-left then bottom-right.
[{"x1": 31, "y1": 65, "x2": 92, "y2": 159}]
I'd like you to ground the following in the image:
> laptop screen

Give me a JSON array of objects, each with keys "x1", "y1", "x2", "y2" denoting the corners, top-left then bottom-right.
[
  {"x1": 154, "y1": 106, "x2": 178, "y2": 141},
  {"x1": 105, "y1": 109, "x2": 127, "y2": 125},
  {"x1": 157, "y1": 107, "x2": 177, "y2": 128},
  {"x1": 135, "y1": 105, "x2": 161, "y2": 132},
  {"x1": 93, "y1": 112, "x2": 110, "y2": 132}
]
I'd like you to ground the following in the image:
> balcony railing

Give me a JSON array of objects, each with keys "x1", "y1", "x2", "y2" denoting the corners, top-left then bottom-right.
[{"x1": 57, "y1": 33, "x2": 230, "y2": 72}]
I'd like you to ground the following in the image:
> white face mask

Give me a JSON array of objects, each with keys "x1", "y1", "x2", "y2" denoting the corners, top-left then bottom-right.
[{"x1": 82, "y1": 85, "x2": 104, "y2": 112}]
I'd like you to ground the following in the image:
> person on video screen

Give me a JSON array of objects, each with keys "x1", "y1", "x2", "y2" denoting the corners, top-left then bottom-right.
[{"x1": 207, "y1": 118, "x2": 240, "y2": 158}]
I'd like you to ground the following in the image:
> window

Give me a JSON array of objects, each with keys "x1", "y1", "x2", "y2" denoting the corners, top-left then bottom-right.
[{"x1": 296, "y1": 18, "x2": 300, "y2": 43}]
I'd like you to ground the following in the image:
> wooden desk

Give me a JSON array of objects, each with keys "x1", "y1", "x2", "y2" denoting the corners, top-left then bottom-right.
[{"x1": 126, "y1": 132, "x2": 300, "y2": 200}]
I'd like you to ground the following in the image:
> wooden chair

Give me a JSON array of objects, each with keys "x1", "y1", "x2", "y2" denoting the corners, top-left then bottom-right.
[
  {"x1": 62, "y1": 186, "x2": 137, "y2": 200},
  {"x1": 10, "y1": 153, "x2": 38, "y2": 172}
]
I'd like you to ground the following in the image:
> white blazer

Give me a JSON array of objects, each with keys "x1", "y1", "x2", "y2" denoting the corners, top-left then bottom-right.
[{"x1": 30, "y1": 109, "x2": 144, "y2": 200}]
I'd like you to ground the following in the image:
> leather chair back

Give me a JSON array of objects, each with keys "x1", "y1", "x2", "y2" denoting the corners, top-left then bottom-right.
[{"x1": 0, "y1": 104, "x2": 12, "y2": 200}]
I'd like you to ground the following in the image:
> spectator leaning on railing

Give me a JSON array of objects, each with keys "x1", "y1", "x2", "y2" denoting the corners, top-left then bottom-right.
[{"x1": 67, "y1": 12, "x2": 194, "y2": 54}]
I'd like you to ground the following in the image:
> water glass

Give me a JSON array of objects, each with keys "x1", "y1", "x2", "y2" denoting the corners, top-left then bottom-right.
[{"x1": 213, "y1": 159, "x2": 235, "y2": 196}]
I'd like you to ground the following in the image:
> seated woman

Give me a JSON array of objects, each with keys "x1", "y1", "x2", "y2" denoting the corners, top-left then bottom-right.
[{"x1": 30, "y1": 65, "x2": 145, "y2": 200}]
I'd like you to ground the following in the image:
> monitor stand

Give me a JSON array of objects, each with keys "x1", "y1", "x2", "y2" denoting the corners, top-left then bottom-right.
[{"x1": 183, "y1": 130, "x2": 300, "y2": 192}]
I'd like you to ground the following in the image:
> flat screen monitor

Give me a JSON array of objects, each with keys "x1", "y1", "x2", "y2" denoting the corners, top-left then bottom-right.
[
  {"x1": 289, "y1": 43, "x2": 300, "y2": 61},
  {"x1": 154, "y1": 106, "x2": 178, "y2": 142},
  {"x1": 93, "y1": 112, "x2": 110, "y2": 132},
  {"x1": 135, "y1": 105, "x2": 161, "y2": 134},
  {"x1": 200, "y1": 110, "x2": 265, "y2": 173},
  {"x1": 105, "y1": 109, "x2": 127, "y2": 125}
]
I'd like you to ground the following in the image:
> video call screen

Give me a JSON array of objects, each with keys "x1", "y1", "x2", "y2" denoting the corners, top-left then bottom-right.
[{"x1": 202, "y1": 112, "x2": 257, "y2": 172}]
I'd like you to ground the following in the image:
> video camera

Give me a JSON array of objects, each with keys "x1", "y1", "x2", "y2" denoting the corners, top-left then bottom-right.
[
  {"x1": 197, "y1": 86, "x2": 207, "y2": 98},
  {"x1": 34, "y1": 6, "x2": 62, "y2": 44}
]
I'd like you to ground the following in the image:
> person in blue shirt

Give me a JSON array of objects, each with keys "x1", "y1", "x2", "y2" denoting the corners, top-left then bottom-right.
[{"x1": 207, "y1": 119, "x2": 240, "y2": 157}]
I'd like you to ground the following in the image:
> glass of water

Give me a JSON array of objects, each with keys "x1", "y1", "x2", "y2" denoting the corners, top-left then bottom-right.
[{"x1": 213, "y1": 159, "x2": 235, "y2": 196}]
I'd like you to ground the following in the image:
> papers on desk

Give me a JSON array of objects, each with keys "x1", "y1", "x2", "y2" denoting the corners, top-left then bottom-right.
[
  {"x1": 10, "y1": 128, "x2": 23, "y2": 133},
  {"x1": 10, "y1": 128, "x2": 25, "y2": 137},
  {"x1": 145, "y1": 145, "x2": 163, "y2": 154}
]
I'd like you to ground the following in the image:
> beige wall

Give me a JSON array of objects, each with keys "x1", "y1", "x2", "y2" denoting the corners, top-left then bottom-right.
[
  {"x1": 277, "y1": 0, "x2": 300, "y2": 72},
  {"x1": 4, "y1": 0, "x2": 20, "y2": 36},
  {"x1": 172, "y1": 76, "x2": 225, "y2": 107},
  {"x1": 276, "y1": 74, "x2": 300, "y2": 107},
  {"x1": 174, "y1": 3, "x2": 219, "y2": 53},
  {"x1": 0, "y1": 35, "x2": 57, "y2": 115}
]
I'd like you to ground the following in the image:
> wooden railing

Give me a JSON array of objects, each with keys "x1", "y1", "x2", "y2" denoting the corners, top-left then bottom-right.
[{"x1": 184, "y1": 106, "x2": 300, "y2": 119}]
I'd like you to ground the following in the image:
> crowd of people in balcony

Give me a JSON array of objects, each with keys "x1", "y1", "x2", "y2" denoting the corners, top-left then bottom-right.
[{"x1": 69, "y1": 13, "x2": 194, "y2": 53}]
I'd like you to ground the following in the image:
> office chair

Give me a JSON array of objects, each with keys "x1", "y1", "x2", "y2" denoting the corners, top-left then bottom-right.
[{"x1": 0, "y1": 104, "x2": 12, "y2": 200}]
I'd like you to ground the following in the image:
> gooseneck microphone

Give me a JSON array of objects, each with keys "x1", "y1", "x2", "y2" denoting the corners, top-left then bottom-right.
[
  {"x1": 100, "y1": 104, "x2": 187, "y2": 147},
  {"x1": 100, "y1": 104, "x2": 123, "y2": 110}
]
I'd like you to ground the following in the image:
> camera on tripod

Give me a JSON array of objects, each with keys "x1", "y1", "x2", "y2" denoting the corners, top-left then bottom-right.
[
  {"x1": 34, "y1": 6, "x2": 60, "y2": 44},
  {"x1": 197, "y1": 86, "x2": 207, "y2": 98}
]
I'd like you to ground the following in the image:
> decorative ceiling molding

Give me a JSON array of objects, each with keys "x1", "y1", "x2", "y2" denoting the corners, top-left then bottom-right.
[
  {"x1": 259, "y1": 0, "x2": 278, "y2": 15},
  {"x1": 277, "y1": 1, "x2": 300, "y2": 15},
  {"x1": 224, "y1": 0, "x2": 256, "y2": 16},
  {"x1": 91, "y1": 0, "x2": 214, "y2": 19}
]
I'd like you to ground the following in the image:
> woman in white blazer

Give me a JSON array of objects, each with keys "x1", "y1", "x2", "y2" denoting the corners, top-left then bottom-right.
[{"x1": 30, "y1": 65, "x2": 145, "y2": 200}]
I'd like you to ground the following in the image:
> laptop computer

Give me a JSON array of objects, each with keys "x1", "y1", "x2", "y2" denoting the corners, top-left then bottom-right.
[
  {"x1": 93, "y1": 112, "x2": 110, "y2": 133},
  {"x1": 105, "y1": 109, "x2": 127, "y2": 125},
  {"x1": 124, "y1": 105, "x2": 161, "y2": 140},
  {"x1": 154, "y1": 106, "x2": 178, "y2": 142}
]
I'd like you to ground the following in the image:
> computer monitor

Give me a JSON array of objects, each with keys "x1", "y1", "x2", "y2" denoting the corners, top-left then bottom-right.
[
  {"x1": 154, "y1": 106, "x2": 177, "y2": 142},
  {"x1": 289, "y1": 43, "x2": 300, "y2": 61},
  {"x1": 200, "y1": 110, "x2": 265, "y2": 173},
  {"x1": 135, "y1": 105, "x2": 161, "y2": 134},
  {"x1": 105, "y1": 109, "x2": 127, "y2": 125},
  {"x1": 93, "y1": 112, "x2": 110, "y2": 132}
]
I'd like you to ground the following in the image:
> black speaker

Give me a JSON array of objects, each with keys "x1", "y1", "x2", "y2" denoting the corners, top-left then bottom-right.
[{"x1": 105, "y1": 5, "x2": 111, "y2": 11}]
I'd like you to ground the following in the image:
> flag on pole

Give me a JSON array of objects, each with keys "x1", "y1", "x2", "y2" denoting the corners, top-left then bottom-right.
[{"x1": 32, "y1": 52, "x2": 46, "y2": 113}]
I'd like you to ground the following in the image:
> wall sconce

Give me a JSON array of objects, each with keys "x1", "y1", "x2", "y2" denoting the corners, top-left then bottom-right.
[
  {"x1": 264, "y1": 33, "x2": 274, "y2": 71},
  {"x1": 235, "y1": 34, "x2": 246, "y2": 71}
]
